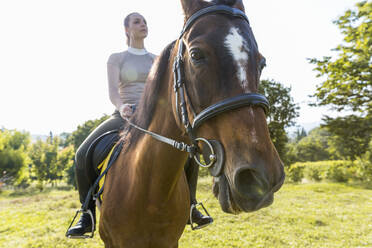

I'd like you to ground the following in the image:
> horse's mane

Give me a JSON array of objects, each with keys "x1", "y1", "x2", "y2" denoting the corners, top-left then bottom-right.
[{"x1": 122, "y1": 41, "x2": 176, "y2": 147}]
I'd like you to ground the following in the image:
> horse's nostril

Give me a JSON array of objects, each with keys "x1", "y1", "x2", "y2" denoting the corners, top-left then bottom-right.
[{"x1": 234, "y1": 168, "x2": 267, "y2": 199}]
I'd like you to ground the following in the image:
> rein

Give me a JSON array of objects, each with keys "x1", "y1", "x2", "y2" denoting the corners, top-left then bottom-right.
[{"x1": 124, "y1": 5, "x2": 270, "y2": 176}]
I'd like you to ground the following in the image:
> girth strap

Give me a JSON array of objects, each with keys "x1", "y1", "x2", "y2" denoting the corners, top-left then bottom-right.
[{"x1": 192, "y1": 93, "x2": 269, "y2": 129}]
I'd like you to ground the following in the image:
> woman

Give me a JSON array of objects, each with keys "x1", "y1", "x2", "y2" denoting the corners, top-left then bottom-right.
[{"x1": 66, "y1": 12, "x2": 212, "y2": 238}]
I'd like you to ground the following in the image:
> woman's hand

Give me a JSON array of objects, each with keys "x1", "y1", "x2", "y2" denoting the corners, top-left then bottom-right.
[{"x1": 119, "y1": 104, "x2": 135, "y2": 119}]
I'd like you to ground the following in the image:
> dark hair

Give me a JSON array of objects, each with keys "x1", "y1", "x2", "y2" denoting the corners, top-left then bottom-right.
[{"x1": 123, "y1": 12, "x2": 140, "y2": 46}]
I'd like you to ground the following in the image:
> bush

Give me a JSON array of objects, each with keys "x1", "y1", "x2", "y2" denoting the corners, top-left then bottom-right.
[
  {"x1": 287, "y1": 163, "x2": 305, "y2": 182},
  {"x1": 304, "y1": 163, "x2": 324, "y2": 181},
  {"x1": 288, "y1": 160, "x2": 357, "y2": 183},
  {"x1": 323, "y1": 161, "x2": 353, "y2": 182},
  {"x1": 354, "y1": 139, "x2": 372, "y2": 182}
]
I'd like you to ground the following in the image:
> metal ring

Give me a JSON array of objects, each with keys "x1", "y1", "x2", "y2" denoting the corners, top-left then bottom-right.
[{"x1": 193, "y1": 138, "x2": 216, "y2": 168}]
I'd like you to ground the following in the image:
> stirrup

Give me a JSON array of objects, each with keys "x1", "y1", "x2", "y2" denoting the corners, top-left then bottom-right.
[
  {"x1": 65, "y1": 209, "x2": 95, "y2": 239},
  {"x1": 190, "y1": 202, "x2": 212, "y2": 231}
]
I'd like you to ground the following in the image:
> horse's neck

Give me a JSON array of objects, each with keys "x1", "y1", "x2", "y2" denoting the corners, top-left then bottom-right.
[{"x1": 127, "y1": 100, "x2": 189, "y2": 206}]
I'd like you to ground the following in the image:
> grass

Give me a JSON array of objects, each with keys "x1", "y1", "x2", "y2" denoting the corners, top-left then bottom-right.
[{"x1": 1, "y1": 178, "x2": 371, "y2": 248}]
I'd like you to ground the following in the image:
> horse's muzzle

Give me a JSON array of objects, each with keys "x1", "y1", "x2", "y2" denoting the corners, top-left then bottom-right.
[
  {"x1": 234, "y1": 166, "x2": 269, "y2": 199},
  {"x1": 214, "y1": 163, "x2": 285, "y2": 213}
]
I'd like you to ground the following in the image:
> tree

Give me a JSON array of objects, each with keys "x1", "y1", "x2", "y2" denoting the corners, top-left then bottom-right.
[
  {"x1": 259, "y1": 79, "x2": 300, "y2": 164},
  {"x1": 59, "y1": 132, "x2": 72, "y2": 148},
  {"x1": 293, "y1": 127, "x2": 307, "y2": 143},
  {"x1": 29, "y1": 136, "x2": 75, "y2": 187},
  {"x1": 29, "y1": 139, "x2": 49, "y2": 186},
  {"x1": 286, "y1": 127, "x2": 332, "y2": 165},
  {"x1": 56, "y1": 145, "x2": 75, "y2": 185},
  {"x1": 309, "y1": 1, "x2": 372, "y2": 113},
  {"x1": 66, "y1": 114, "x2": 110, "y2": 150},
  {"x1": 0, "y1": 130, "x2": 31, "y2": 186},
  {"x1": 324, "y1": 114, "x2": 372, "y2": 160},
  {"x1": 309, "y1": 1, "x2": 372, "y2": 161},
  {"x1": 356, "y1": 138, "x2": 372, "y2": 182}
]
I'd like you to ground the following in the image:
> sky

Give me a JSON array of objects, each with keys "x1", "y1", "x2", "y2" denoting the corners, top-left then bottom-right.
[{"x1": 0, "y1": 0, "x2": 358, "y2": 135}]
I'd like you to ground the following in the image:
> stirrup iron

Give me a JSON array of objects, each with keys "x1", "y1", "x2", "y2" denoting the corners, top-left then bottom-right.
[
  {"x1": 65, "y1": 209, "x2": 95, "y2": 239},
  {"x1": 190, "y1": 202, "x2": 212, "y2": 231}
]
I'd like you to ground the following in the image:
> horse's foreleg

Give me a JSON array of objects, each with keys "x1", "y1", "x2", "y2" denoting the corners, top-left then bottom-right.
[{"x1": 99, "y1": 222, "x2": 114, "y2": 248}]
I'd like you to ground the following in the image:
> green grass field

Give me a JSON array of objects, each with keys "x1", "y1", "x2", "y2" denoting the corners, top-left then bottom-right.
[{"x1": 1, "y1": 177, "x2": 371, "y2": 248}]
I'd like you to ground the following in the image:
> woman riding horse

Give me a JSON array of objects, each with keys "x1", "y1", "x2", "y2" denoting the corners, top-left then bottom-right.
[
  {"x1": 66, "y1": 12, "x2": 212, "y2": 238},
  {"x1": 98, "y1": 0, "x2": 284, "y2": 247}
]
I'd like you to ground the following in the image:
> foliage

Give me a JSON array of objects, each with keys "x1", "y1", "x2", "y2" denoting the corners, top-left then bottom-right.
[
  {"x1": 309, "y1": 1, "x2": 372, "y2": 113},
  {"x1": 286, "y1": 127, "x2": 332, "y2": 165},
  {"x1": 0, "y1": 129, "x2": 31, "y2": 186},
  {"x1": 28, "y1": 137, "x2": 75, "y2": 187},
  {"x1": 66, "y1": 115, "x2": 110, "y2": 150},
  {"x1": 1, "y1": 180, "x2": 371, "y2": 247},
  {"x1": 354, "y1": 138, "x2": 372, "y2": 182},
  {"x1": 286, "y1": 160, "x2": 368, "y2": 183},
  {"x1": 58, "y1": 145, "x2": 75, "y2": 185},
  {"x1": 59, "y1": 132, "x2": 72, "y2": 148},
  {"x1": 323, "y1": 114, "x2": 372, "y2": 160},
  {"x1": 307, "y1": 1, "x2": 372, "y2": 166},
  {"x1": 292, "y1": 127, "x2": 307, "y2": 143},
  {"x1": 259, "y1": 79, "x2": 299, "y2": 163},
  {"x1": 65, "y1": 160, "x2": 77, "y2": 188},
  {"x1": 286, "y1": 163, "x2": 305, "y2": 182}
]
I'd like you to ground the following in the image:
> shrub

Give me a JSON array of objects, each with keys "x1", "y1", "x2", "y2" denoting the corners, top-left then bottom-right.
[
  {"x1": 304, "y1": 163, "x2": 324, "y2": 181},
  {"x1": 324, "y1": 161, "x2": 353, "y2": 182},
  {"x1": 287, "y1": 163, "x2": 305, "y2": 182},
  {"x1": 354, "y1": 139, "x2": 372, "y2": 182},
  {"x1": 288, "y1": 160, "x2": 357, "y2": 183}
]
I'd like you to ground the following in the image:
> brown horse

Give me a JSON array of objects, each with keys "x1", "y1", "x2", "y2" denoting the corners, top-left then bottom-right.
[{"x1": 99, "y1": 0, "x2": 285, "y2": 247}]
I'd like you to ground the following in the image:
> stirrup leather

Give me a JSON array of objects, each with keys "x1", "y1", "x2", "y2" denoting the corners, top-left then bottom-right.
[
  {"x1": 190, "y1": 202, "x2": 212, "y2": 230},
  {"x1": 65, "y1": 209, "x2": 95, "y2": 239}
]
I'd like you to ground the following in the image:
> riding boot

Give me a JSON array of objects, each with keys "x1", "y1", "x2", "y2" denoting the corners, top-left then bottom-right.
[
  {"x1": 66, "y1": 164, "x2": 96, "y2": 237},
  {"x1": 66, "y1": 201, "x2": 96, "y2": 237},
  {"x1": 185, "y1": 157, "x2": 213, "y2": 229}
]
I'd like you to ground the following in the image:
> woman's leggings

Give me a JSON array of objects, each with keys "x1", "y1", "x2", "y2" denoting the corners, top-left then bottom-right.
[{"x1": 74, "y1": 111, "x2": 123, "y2": 205}]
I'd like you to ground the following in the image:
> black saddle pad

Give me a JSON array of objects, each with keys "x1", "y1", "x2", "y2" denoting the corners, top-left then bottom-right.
[{"x1": 86, "y1": 130, "x2": 120, "y2": 174}]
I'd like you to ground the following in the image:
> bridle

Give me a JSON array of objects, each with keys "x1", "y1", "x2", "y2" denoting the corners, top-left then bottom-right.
[{"x1": 124, "y1": 5, "x2": 270, "y2": 177}]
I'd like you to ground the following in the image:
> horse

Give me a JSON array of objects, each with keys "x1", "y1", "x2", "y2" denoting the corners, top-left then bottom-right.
[{"x1": 99, "y1": 0, "x2": 285, "y2": 247}]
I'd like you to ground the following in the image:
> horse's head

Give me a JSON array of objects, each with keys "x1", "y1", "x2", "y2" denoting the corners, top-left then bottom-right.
[{"x1": 175, "y1": 0, "x2": 285, "y2": 214}]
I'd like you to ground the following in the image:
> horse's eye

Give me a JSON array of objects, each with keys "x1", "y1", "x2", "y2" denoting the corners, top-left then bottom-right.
[{"x1": 190, "y1": 49, "x2": 205, "y2": 62}]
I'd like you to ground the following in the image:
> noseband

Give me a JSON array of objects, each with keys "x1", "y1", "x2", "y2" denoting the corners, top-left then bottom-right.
[
  {"x1": 124, "y1": 5, "x2": 269, "y2": 177},
  {"x1": 173, "y1": 5, "x2": 269, "y2": 175}
]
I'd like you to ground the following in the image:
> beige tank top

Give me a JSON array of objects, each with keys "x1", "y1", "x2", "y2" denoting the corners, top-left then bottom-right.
[{"x1": 107, "y1": 49, "x2": 156, "y2": 109}]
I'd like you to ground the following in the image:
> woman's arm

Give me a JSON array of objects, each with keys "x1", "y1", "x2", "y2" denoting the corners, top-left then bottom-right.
[
  {"x1": 107, "y1": 53, "x2": 122, "y2": 111},
  {"x1": 107, "y1": 53, "x2": 135, "y2": 118}
]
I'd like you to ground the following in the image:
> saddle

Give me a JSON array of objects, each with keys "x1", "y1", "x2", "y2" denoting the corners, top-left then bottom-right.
[
  {"x1": 86, "y1": 130, "x2": 120, "y2": 175},
  {"x1": 85, "y1": 130, "x2": 121, "y2": 201}
]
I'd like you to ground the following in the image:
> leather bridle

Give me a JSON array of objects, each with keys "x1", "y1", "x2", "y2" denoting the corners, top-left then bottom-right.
[
  {"x1": 124, "y1": 5, "x2": 270, "y2": 177},
  {"x1": 172, "y1": 5, "x2": 269, "y2": 175}
]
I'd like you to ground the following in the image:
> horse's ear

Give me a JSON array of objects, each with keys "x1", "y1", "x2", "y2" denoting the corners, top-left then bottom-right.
[
  {"x1": 180, "y1": 0, "x2": 245, "y2": 19},
  {"x1": 232, "y1": 0, "x2": 245, "y2": 12},
  {"x1": 213, "y1": 0, "x2": 246, "y2": 12},
  {"x1": 180, "y1": 0, "x2": 208, "y2": 19}
]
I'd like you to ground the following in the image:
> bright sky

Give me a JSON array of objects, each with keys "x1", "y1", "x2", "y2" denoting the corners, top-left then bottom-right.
[{"x1": 0, "y1": 0, "x2": 358, "y2": 135}]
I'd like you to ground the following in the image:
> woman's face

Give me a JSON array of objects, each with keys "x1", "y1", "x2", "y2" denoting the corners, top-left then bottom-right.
[{"x1": 126, "y1": 13, "x2": 148, "y2": 40}]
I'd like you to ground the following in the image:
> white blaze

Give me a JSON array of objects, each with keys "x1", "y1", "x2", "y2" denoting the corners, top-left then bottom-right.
[
  {"x1": 249, "y1": 108, "x2": 258, "y2": 144},
  {"x1": 224, "y1": 27, "x2": 250, "y2": 90}
]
